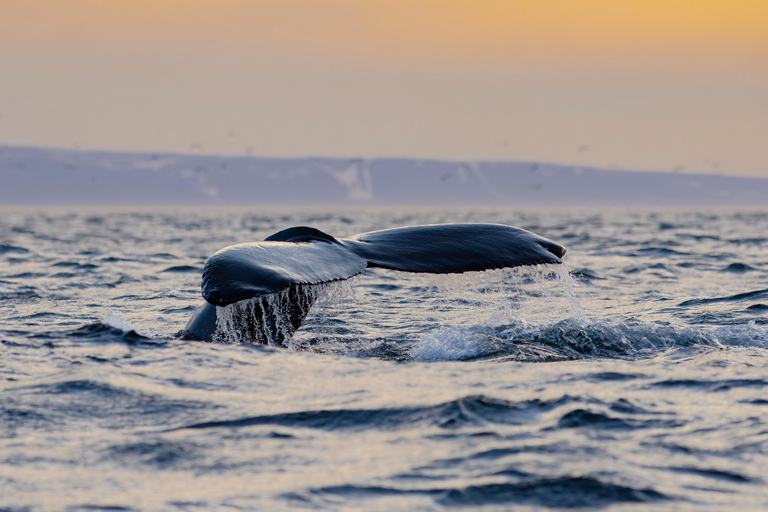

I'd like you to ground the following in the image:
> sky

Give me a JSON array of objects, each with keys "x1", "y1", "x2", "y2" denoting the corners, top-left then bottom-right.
[{"x1": 1, "y1": 0, "x2": 767, "y2": 177}]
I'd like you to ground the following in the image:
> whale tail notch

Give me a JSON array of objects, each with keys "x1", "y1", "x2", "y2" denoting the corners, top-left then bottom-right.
[{"x1": 182, "y1": 223, "x2": 565, "y2": 343}]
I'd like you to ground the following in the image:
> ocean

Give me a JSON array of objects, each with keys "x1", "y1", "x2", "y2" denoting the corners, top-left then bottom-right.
[{"x1": 2, "y1": 207, "x2": 767, "y2": 511}]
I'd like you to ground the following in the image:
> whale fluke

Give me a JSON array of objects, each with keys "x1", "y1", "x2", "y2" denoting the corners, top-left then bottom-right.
[{"x1": 182, "y1": 223, "x2": 565, "y2": 344}]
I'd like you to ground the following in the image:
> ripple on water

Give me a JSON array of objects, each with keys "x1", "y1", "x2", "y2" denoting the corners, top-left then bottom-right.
[
  {"x1": 555, "y1": 408, "x2": 682, "y2": 431},
  {"x1": 0, "y1": 244, "x2": 30, "y2": 255},
  {"x1": 3, "y1": 379, "x2": 213, "y2": 432},
  {"x1": 102, "y1": 439, "x2": 204, "y2": 470},
  {"x1": 437, "y1": 477, "x2": 667, "y2": 508}
]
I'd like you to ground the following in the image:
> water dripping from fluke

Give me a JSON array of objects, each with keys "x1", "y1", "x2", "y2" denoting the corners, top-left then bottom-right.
[
  {"x1": 207, "y1": 261, "x2": 597, "y2": 361},
  {"x1": 556, "y1": 263, "x2": 586, "y2": 321},
  {"x1": 409, "y1": 264, "x2": 593, "y2": 363},
  {"x1": 213, "y1": 282, "x2": 335, "y2": 347}
]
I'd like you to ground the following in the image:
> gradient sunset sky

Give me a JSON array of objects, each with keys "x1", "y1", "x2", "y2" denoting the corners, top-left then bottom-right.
[{"x1": 1, "y1": 0, "x2": 766, "y2": 176}]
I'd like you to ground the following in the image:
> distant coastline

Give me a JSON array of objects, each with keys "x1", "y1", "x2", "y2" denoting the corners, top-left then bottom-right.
[{"x1": 1, "y1": 145, "x2": 766, "y2": 208}]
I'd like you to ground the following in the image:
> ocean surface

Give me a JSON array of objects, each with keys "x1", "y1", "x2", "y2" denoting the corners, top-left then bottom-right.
[{"x1": 2, "y1": 208, "x2": 768, "y2": 511}]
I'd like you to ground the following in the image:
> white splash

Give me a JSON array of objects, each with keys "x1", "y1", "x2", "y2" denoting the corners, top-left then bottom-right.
[
  {"x1": 411, "y1": 326, "x2": 501, "y2": 362},
  {"x1": 100, "y1": 310, "x2": 158, "y2": 338},
  {"x1": 411, "y1": 263, "x2": 586, "y2": 362},
  {"x1": 102, "y1": 310, "x2": 134, "y2": 332}
]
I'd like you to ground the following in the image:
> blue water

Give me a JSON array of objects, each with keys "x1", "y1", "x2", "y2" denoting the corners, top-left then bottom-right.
[{"x1": 2, "y1": 208, "x2": 768, "y2": 511}]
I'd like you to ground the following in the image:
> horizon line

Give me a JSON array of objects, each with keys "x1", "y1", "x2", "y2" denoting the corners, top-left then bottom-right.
[{"x1": 0, "y1": 142, "x2": 752, "y2": 181}]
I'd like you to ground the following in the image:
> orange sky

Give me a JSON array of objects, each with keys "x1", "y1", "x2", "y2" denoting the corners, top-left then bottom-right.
[
  {"x1": 4, "y1": 1, "x2": 767, "y2": 59},
  {"x1": 1, "y1": 0, "x2": 767, "y2": 175}
]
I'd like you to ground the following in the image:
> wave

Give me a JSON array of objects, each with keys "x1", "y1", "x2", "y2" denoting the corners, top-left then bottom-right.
[
  {"x1": 679, "y1": 288, "x2": 768, "y2": 307},
  {"x1": 410, "y1": 317, "x2": 768, "y2": 363},
  {"x1": 175, "y1": 393, "x2": 689, "y2": 436},
  {"x1": 0, "y1": 243, "x2": 30, "y2": 255},
  {"x1": 721, "y1": 262, "x2": 759, "y2": 273},
  {"x1": 436, "y1": 477, "x2": 667, "y2": 508},
  {"x1": 14, "y1": 313, "x2": 163, "y2": 346},
  {"x1": 177, "y1": 395, "x2": 577, "y2": 432},
  {"x1": 288, "y1": 476, "x2": 666, "y2": 508},
  {"x1": 70, "y1": 320, "x2": 153, "y2": 344},
  {"x1": 2, "y1": 378, "x2": 211, "y2": 435},
  {"x1": 159, "y1": 265, "x2": 201, "y2": 273},
  {"x1": 18, "y1": 300, "x2": 768, "y2": 366}
]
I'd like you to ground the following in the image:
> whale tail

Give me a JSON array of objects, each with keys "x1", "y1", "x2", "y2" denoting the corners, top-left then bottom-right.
[{"x1": 182, "y1": 223, "x2": 565, "y2": 344}]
